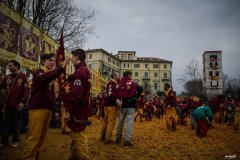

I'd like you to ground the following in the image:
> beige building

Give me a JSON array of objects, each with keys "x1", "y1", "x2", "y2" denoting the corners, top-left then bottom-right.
[{"x1": 86, "y1": 49, "x2": 172, "y2": 97}]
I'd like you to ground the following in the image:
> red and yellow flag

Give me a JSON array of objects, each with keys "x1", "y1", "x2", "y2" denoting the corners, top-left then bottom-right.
[{"x1": 56, "y1": 29, "x2": 66, "y2": 89}]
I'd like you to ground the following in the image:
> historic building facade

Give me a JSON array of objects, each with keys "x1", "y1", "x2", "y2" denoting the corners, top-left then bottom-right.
[{"x1": 86, "y1": 49, "x2": 172, "y2": 97}]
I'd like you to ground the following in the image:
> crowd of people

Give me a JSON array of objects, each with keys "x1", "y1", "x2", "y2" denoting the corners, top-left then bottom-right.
[{"x1": 0, "y1": 49, "x2": 239, "y2": 160}]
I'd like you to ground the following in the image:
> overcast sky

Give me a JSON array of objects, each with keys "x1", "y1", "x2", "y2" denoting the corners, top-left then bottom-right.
[{"x1": 75, "y1": 0, "x2": 240, "y2": 93}]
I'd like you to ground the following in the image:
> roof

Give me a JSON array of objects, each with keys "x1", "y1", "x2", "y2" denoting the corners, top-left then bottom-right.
[
  {"x1": 86, "y1": 48, "x2": 121, "y2": 61},
  {"x1": 117, "y1": 51, "x2": 136, "y2": 56},
  {"x1": 85, "y1": 48, "x2": 172, "y2": 64},
  {"x1": 136, "y1": 57, "x2": 172, "y2": 63},
  {"x1": 203, "y1": 51, "x2": 222, "y2": 55}
]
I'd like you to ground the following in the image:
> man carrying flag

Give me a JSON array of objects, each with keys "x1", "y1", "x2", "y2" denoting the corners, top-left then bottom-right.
[
  {"x1": 22, "y1": 53, "x2": 70, "y2": 160},
  {"x1": 22, "y1": 29, "x2": 70, "y2": 160}
]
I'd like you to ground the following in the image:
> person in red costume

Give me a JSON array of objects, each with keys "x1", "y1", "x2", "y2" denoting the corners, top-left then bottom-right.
[
  {"x1": 209, "y1": 95, "x2": 225, "y2": 124},
  {"x1": 115, "y1": 71, "x2": 143, "y2": 146},
  {"x1": 188, "y1": 96, "x2": 203, "y2": 130},
  {"x1": 22, "y1": 54, "x2": 70, "y2": 160},
  {"x1": 0, "y1": 60, "x2": 29, "y2": 148},
  {"x1": 100, "y1": 72, "x2": 120, "y2": 143},
  {"x1": 134, "y1": 93, "x2": 146, "y2": 122},
  {"x1": 96, "y1": 88, "x2": 106, "y2": 120},
  {"x1": 63, "y1": 49, "x2": 91, "y2": 160},
  {"x1": 164, "y1": 83, "x2": 177, "y2": 131},
  {"x1": 176, "y1": 97, "x2": 184, "y2": 125},
  {"x1": 145, "y1": 101, "x2": 154, "y2": 121}
]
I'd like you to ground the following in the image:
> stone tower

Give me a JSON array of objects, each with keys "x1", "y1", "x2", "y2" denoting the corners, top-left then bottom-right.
[{"x1": 202, "y1": 51, "x2": 223, "y2": 97}]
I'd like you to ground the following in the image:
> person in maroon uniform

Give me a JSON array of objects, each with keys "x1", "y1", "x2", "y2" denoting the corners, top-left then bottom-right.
[
  {"x1": 134, "y1": 93, "x2": 145, "y2": 122},
  {"x1": 181, "y1": 98, "x2": 189, "y2": 126},
  {"x1": 159, "y1": 98, "x2": 165, "y2": 119},
  {"x1": 22, "y1": 54, "x2": 70, "y2": 160},
  {"x1": 154, "y1": 97, "x2": 161, "y2": 119},
  {"x1": 209, "y1": 95, "x2": 225, "y2": 113},
  {"x1": 152, "y1": 97, "x2": 158, "y2": 117},
  {"x1": 175, "y1": 97, "x2": 188, "y2": 126},
  {"x1": 0, "y1": 60, "x2": 29, "y2": 147},
  {"x1": 145, "y1": 101, "x2": 154, "y2": 121},
  {"x1": 224, "y1": 95, "x2": 235, "y2": 126},
  {"x1": 100, "y1": 72, "x2": 120, "y2": 143},
  {"x1": 63, "y1": 49, "x2": 91, "y2": 160},
  {"x1": 234, "y1": 100, "x2": 240, "y2": 131},
  {"x1": 91, "y1": 97, "x2": 97, "y2": 115},
  {"x1": 188, "y1": 96, "x2": 203, "y2": 130},
  {"x1": 164, "y1": 83, "x2": 177, "y2": 131},
  {"x1": 96, "y1": 88, "x2": 106, "y2": 120},
  {"x1": 115, "y1": 71, "x2": 143, "y2": 146},
  {"x1": 209, "y1": 95, "x2": 225, "y2": 123}
]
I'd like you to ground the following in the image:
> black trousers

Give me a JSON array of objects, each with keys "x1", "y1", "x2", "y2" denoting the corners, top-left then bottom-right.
[
  {"x1": 147, "y1": 111, "x2": 152, "y2": 121},
  {"x1": 1, "y1": 107, "x2": 23, "y2": 144}
]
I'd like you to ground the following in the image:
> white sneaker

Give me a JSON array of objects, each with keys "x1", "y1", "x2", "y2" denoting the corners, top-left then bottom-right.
[{"x1": 11, "y1": 142, "x2": 19, "y2": 148}]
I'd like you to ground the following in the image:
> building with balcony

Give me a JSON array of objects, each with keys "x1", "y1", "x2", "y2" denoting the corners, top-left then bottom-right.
[{"x1": 86, "y1": 49, "x2": 172, "y2": 97}]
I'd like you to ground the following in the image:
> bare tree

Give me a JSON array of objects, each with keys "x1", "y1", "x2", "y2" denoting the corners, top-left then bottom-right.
[
  {"x1": 223, "y1": 74, "x2": 229, "y2": 91},
  {"x1": 224, "y1": 75, "x2": 240, "y2": 99},
  {"x1": 178, "y1": 59, "x2": 204, "y2": 97},
  {"x1": 183, "y1": 79, "x2": 203, "y2": 97},
  {"x1": 179, "y1": 59, "x2": 202, "y2": 82},
  {"x1": 2, "y1": 0, "x2": 96, "y2": 50}
]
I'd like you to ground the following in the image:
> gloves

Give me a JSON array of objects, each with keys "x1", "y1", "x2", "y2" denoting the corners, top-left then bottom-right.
[
  {"x1": 116, "y1": 99, "x2": 122, "y2": 106},
  {"x1": 64, "y1": 111, "x2": 71, "y2": 122},
  {"x1": 206, "y1": 117, "x2": 211, "y2": 124},
  {"x1": 128, "y1": 97, "x2": 137, "y2": 104}
]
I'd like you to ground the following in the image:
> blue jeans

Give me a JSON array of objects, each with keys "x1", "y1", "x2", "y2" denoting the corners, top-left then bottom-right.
[
  {"x1": 176, "y1": 106, "x2": 183, "y2": 119},
  {"x1": 189, "y1": 108, "x2": 196, "y2": 129},
  {"x1": 117, "y1": 108, "x2": 135, "y2": 143}
]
